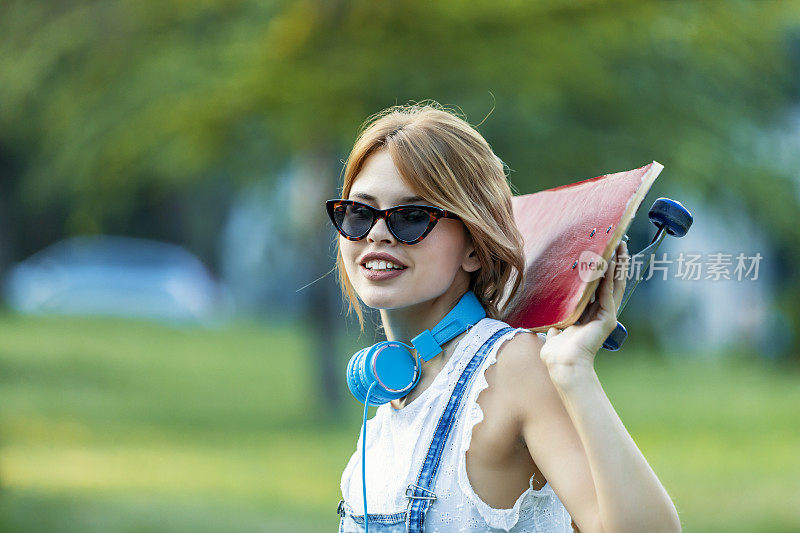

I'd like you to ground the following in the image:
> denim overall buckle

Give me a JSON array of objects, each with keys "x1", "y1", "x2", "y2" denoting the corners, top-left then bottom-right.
[{"x1": 404, "y1": 483, "x2": 437, "y2": 501}]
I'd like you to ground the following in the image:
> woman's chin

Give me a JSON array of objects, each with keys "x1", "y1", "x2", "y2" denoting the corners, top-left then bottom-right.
[
  {"x1": 357, "y1": 289, "x2": 409, "y2": 310},
  {"x1": 360, "y1": 297, "x2": 403, "y2": 311}
]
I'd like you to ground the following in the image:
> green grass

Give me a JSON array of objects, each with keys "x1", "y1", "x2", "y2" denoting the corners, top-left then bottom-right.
[
  {"x1": 0, "y1": 312, "x2": 798, "y2": 532},
  {"x1": 593, "y1": 353, "x2": 800, "y2": 532}
]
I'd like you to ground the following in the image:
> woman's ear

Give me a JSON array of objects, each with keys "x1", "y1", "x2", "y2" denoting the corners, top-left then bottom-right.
[{"x1": 463, "y1": 243, "x2": 481, "y2": 273}]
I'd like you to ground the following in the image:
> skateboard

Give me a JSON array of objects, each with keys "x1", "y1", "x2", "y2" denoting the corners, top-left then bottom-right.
[{"x1": 503, "y1": 161, "x2": 693, "y2": 350}]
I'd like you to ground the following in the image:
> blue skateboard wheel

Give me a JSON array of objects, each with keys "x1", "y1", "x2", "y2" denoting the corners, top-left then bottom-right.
[
  {"x1": 602, "y1": 321, "x2": 628, "y2": 351},
  {"x1": 648, "y1": 197, "x2": 693, "y2": 237}
]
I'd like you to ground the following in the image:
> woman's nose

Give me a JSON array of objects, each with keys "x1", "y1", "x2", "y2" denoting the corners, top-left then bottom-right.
[{"x1": 367, "y1": 215, "x2": 396, "y2": 244}]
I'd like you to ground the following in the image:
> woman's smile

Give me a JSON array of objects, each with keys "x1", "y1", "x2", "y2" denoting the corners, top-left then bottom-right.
[{"x1": 360, "y1": 262, "x2": 407, "y2": 281}]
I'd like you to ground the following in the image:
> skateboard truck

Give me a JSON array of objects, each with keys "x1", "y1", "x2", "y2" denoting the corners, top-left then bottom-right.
[{"x1": 602, "y1": 197, "x2": 693, "y2": 351}]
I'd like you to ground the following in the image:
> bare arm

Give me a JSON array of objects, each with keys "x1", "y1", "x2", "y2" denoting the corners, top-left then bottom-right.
[
  {"x1": 498, "y1": 242, "x2": 681, "y2": 533},
  {"x1": 543, "y1": 345, "x2": 680, "y2": 533}
]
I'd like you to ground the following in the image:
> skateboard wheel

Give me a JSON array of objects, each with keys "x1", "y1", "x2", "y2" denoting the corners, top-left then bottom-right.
[
  {"x1": 648, "y1": 198, "x2": 693, "y2": 237},
  {"x1": 602, "y1": 321, "x2": 628, "y2": 351}
]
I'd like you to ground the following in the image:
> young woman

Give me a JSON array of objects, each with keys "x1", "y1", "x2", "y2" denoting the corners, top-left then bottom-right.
[{"x1": 327, "y1": 103, "x2": 680, "y2": 533}]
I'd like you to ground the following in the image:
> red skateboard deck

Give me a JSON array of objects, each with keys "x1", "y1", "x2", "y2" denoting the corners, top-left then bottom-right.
[{"x1": 503, "y1": 162, "x2": 664, "y2": 332}]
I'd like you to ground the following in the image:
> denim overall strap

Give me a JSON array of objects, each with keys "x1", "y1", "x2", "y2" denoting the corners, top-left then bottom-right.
[{"x1": 405, "y1": 326, "x2": 515, "y2": 533}]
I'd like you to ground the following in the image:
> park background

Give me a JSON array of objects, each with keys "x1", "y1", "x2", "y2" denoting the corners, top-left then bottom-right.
[{"x1": 1, "y1": 1, "x2": 800, "y2": 531}]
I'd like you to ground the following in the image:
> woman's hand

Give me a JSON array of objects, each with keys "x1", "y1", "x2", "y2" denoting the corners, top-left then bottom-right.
[{"x1": 540, "y1": 241, "x2": 629, "y2": 385}]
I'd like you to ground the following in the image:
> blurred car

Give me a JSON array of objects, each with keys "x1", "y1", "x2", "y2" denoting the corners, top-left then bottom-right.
[{"x1": 3, "y1": 235, "x2": 231, "y2": 325}]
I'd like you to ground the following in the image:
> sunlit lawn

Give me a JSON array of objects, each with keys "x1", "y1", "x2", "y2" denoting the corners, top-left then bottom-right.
[{"x1": 0, "y1": 312, "x2": 797, "y2": 532}]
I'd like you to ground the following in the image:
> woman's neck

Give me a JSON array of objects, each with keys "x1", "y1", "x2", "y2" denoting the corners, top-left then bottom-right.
[
  {"x1": 382, "y1": 285, "x2": 477, "y2": 410},
  {"x1": 378, "y1": 282, "x2": 475, "y2": 372},
  {"x1": 383, "y1": 273, "x2": 476, "y2": 333}
]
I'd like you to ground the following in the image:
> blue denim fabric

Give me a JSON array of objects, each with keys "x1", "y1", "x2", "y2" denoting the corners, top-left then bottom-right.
[
  {"x1": 338, "y1": 326, "x2": 514, "y2": 533},
  {"x1": 339, "y1": 506, "x2": 406, "y2": 533}
]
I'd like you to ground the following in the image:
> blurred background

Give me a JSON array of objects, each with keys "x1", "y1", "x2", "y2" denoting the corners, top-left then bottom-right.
[{"x1": 1, "y1": 0, "x2": 799, "y2": 531}]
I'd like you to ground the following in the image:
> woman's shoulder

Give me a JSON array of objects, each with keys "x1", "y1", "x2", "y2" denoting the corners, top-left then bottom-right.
[
  {"x1": 468, "y1": 318, "x2": 549, "y2": 378},
  {"x1": 473, "y1": 316, "x2": 541, "y2": 335},
  {"x1": 475, "y1": 317, "x2": 546, "y2": 345},
  {"x1": 481, "y1": 323, "x2": 551, "y2": 411},
  {"x1": 493, "y1": 324, "x2": 546, "y2": 365}
]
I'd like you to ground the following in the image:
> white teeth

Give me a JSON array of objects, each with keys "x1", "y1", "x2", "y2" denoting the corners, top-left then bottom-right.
[{"x1": 364, "y1": 259, "x2": 405, "y2": 271}]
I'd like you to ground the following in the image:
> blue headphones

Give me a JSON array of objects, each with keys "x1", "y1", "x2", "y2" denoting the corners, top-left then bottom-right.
[{"x1": 346, "y1": 290, "x2": 487, "y2": 406}]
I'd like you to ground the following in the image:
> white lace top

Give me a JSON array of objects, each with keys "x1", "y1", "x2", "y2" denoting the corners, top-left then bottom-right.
[{"x1": 340, "y1": 318, "x2": 573, "y2": 532}]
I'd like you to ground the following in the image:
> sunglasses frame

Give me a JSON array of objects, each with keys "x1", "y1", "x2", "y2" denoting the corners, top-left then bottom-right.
[{"x1": 325, "y1": 199, "x2": 460, "y2": 245}]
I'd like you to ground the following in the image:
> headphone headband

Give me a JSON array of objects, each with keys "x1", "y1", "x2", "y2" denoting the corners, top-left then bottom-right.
[{"x1": 410, "y1": 291, "x2": 487, "y2": 361}]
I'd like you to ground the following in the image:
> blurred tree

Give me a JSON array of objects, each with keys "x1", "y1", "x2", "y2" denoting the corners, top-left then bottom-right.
[{"x1": 0, "y1": 0, "x2": 798, "y2": 409}]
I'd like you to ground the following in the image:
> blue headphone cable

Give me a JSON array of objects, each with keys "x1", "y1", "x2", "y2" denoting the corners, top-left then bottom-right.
[{"x1": 362, "y1": 382, "x2": 376, "y2": 533}]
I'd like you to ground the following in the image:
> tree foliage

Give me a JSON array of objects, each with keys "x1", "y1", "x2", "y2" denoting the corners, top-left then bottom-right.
[{"x1": 1, "y1": 0, "x2": 799, "y2": 349}]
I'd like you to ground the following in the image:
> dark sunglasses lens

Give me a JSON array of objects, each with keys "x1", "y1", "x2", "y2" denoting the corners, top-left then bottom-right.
[
  {"x1": 334, "y1": 204, "x2": 374, "y2": 238},
  {"x1": 389, "y1": 208, "x2": 432, "y2": 242}
]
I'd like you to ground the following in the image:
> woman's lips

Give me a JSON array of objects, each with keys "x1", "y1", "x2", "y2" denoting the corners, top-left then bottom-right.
[{"x1": 360, "y1": 264, "x2": 406, "y2": 281}]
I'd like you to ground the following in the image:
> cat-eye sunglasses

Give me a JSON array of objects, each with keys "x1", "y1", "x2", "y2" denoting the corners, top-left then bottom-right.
[{"x1": 325, "y1": 199, "x2": 460, "y2": 245}]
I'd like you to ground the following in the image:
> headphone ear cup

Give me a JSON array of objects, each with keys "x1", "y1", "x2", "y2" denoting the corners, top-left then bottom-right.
[
  {"x1": 346, "y1": 347, "x2": 372, "y2": 404},
  {"x1": 346, "y1": 342, "x2": 419, "y2": 406},
  {"x1": 357, "y1": 344, "x2": 394, "y2": 406}
]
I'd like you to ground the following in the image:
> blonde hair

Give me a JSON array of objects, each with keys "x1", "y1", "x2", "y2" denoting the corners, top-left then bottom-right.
[{"x1": 334, "y1": 101, "x2": 526, "y2": 333}]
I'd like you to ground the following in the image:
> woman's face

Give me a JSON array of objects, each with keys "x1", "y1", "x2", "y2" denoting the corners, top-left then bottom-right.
[{"x1": 340, "y1": 148, "x2": 480, "y2": 310}]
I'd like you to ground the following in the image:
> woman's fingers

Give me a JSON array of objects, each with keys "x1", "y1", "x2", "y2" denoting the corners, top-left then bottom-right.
[{"x1": 578, "y1": 241, "x2": 628, "y2": 327}]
